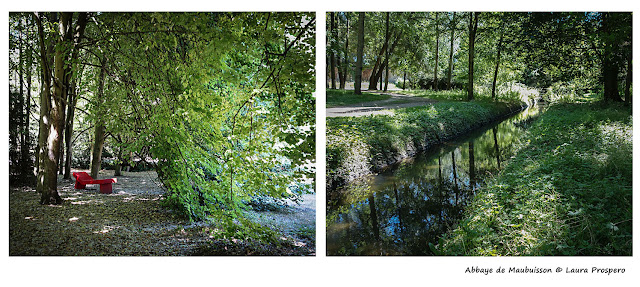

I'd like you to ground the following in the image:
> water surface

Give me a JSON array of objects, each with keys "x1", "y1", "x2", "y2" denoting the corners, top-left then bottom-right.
[{"x1": 327, "y1": 106, "x2": 542, "y2": 255}]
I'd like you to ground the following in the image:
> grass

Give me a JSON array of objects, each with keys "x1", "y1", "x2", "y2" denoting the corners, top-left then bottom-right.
[
  {"x1": 436, "y1": 102, "x2": 632, "y2": 256},
  {"x1": 326, "y1": 100, "x2": 523, "y2": 190},
  {"x1": 326, "y1": 89, "x2": 391, "y2": 108}
]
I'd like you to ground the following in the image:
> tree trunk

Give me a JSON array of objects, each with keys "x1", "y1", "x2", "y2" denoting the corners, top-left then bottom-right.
[
  {"x1": 64, "y1": 70, "x2": 80, "y2": 179},
  {"x1": 403, "y1": 70, "x2": 406, "y2": 90},
  {"x1": 601, "y1": 12, "x2": 623, "y2": 102},
  {"x1": 114, "y1": 146, "x2": 123, "y2": 176},
  {"x1": 384, "y1": 12, "x2": 390, "y2": 92},
  {"x1": 355, "y1": 12, "x2": 365, "y2": 95},
  {"x1": 491, "y1": 28, "x2": 504, "y2": 100},
  {"x1": 433, "y1": 12, "x2": 439, "y2": 91},
  {"x1": 368, "y1": 40, "x2": 389, "y2": 90},
  {"x1": 370, "y1": 32, "x2": 402, "y2": 91},
  {"x1": 624, "y1": 50, "x2": 632, "y2": 106},
  {"x1": 34, "y1": 12, "x2": 87, "y2": 204},
  {"x1": 22, "y1": 18, "x2": 33, "y2": 180},
  {"x1": 340, "y1": 13, "x2": 349, "y2": 90},
  {"x1": 90, "y1": 59, "x2": 107, "y2": 179},
  {"x1": 467, "y1": 12, "x2": 479, "y2": 101},
  {"x1": 330, "y1": 12, "x2": 336, "y2": 89},
  {"x1": 447, "y1": 12, "x2": 456, "y2": 90}
]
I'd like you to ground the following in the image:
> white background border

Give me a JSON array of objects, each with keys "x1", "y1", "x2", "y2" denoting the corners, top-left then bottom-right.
[{"x1": 3, "y1": 1, "x2": 639, "y2": 286}]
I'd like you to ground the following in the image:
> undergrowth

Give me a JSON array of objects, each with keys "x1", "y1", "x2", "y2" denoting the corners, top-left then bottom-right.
[{"x1": 436, "y1": 102, "x2": 632, "y2": 256}]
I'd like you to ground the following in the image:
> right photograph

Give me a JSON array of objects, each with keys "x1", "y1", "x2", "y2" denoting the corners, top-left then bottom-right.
[{"x1": 326, "y1": 12, "x2": 632, "y2": 256}]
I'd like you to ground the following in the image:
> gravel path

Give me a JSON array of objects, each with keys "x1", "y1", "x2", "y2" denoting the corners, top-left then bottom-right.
[
  {"x1": 326, "y1": 91, "x2": 436, "y2": 117},
  {"x1": 11, "y1": 170, "x2": 315, "y2": 255}
]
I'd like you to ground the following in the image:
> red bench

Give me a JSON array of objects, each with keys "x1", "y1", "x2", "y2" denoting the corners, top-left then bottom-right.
[{"x1": 72, "y1": 172, "x2": 117, "y2": 194}]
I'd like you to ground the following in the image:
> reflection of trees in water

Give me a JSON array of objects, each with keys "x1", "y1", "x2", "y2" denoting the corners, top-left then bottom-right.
[{"x1": 327, "y1": 107, "x2": 542, "y2": 255}]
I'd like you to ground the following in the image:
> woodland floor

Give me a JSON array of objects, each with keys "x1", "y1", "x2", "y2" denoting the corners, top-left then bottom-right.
[
  {"x1": 326, "y1": 91, "x2": 437, "y2": 117},
  {"x1": 9, "y1": 170, "x2": 315, "y2": 256}
]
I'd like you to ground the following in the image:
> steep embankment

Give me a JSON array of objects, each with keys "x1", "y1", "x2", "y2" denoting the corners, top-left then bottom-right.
[
  {"x1": 437, "y1": 103, "x2": 632, "y2": 256},
  {"x1": 326, "y1": 101, "x2": 524, "y2": 190}
]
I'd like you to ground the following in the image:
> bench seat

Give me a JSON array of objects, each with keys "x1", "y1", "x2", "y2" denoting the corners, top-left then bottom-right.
[{"x1": 72, "y1": 172, "x2": 117, "y2": 194}]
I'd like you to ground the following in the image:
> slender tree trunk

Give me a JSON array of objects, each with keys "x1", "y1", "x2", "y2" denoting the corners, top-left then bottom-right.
[
  {"x1": 434, "y1": 12, "x2": 439, "y2": 91},
  {"x1": 403, "y1": 70, "x2": 406, "y2": 90},
  {"x1": 624, "y1": 50, "x2": 632, "y2": 106},
  {"x1": 64, "y1": 69, "x2": 80, "y2": 179},
  {"x1": 467, "y1": 12, "x2": 479, "y2": 101},
  {"x1": 90, "y1": 59, "x2": 107, "y2": 179},
  {"x1": 340, "y1": 13, "x2": 349, "y2": 90},
  {"x1": 368, "y1": 41, "x2": 388, "y2": 90},
  {"x1": 447, "y1": 12, "x2": 456, "y2": 90},
  {"x1": 491, "y1": 29, "x2": 504, "y2": 100},
  {"x1": 384, "y1": 12, "x2": 390, "y2": 91},
  {"x1": 330, "y1": 12, "x2": 336, "y2": 89},
  {"x1": 22, "y1": 19, "x2": 33, "y2": 180},
  {"x1": 114, "y1": 146, "x2": 123, "y2": 176},
  {"x1": 601, "y1": 12, "x2": 623, "y2": 102},
  {"x1": 355, "y1": 12, "x2": 365, "y2": 95}
]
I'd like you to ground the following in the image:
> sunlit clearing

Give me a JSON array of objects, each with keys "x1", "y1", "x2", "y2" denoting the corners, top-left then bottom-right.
[
  {"x1": 94, "y1": 225, "x2": 118, "y2": 234},
  {"x1": 71, "y1": 199, "x2": 104, "y2": 205}
]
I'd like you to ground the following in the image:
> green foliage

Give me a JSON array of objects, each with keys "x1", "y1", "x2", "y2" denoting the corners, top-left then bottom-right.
[
  {"x1": 327, "y1": 101, "x2": 522, "y2": 189},
  {"x1": 326, "y1": 89, "x2": 391, "y2": 107},
  {"x1": 58, "y1": 12, "x2": 317, "y2": 240},
  {"x1": 437, "y1": 102, "x2": 632, "y2": 255}
]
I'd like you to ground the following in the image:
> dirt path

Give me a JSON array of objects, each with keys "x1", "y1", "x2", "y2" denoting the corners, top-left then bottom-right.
[
  {"x1": 326, "y1": 91, "x2": 436, "y2": 117},
  {"x1": 9, "y1": 170, "x2": 315, "y2": 255}
]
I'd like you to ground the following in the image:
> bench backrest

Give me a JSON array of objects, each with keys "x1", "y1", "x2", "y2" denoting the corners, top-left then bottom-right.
[{"x1": 73, "y1": 172, "x2": 94, "y2": 182}]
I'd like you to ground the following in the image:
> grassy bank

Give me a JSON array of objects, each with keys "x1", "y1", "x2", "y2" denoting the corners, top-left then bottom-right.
[
  {"x1": 327, "y1": 100, "x2": 523, "y2": 190},
  {"x1": 436, "y1": 102, "x2": 632, "y2": 256},
  {"x1": 326, "y1": 89, "x2": 391, "y2": 107}
]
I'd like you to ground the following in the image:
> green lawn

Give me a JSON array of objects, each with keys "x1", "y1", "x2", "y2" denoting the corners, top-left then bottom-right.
[
  {"x1": 437, "y1": 102, "x2": 632, "y2": 256},
  {"x1": 326, "y1": 89, "x2": 391, "y2": 108}
]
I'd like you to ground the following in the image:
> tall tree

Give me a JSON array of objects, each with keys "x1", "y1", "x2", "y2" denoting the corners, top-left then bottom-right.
[
  {"x1": 467, "y1": 12, "x2": 479, "y2": 101},
  {"x1": 491, "y1": 20, "x2": 505, "y2": 100},
  {"x1": 355, "y1": 12, "x2": 365, "y2": 95},
  {"x1": 339, "y1": 13, "x2": 349, "y2": 90},
  {"x1": 384, "y1": 12, "x2": 390, "y2": 91},
  {"x1": 447, "y1": 12, "x2": 456, "y2": 90},
  {"x1": 33, "y1": 12, "x2": 88, "y2": 204},
  {"x1": 330, "y1": 12, "x2": 337, "y2": 89},
  {"x1": 433, "y1": 12, "x2": 440, "y2": 91}
]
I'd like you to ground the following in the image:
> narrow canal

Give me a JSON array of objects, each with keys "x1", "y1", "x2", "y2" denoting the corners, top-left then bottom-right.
[{"x1": 326, "y1": 105, "x2": 543, "y2": 255}]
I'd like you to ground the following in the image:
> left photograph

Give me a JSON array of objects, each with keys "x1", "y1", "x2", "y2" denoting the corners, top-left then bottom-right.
[{"x1": 9, "y1": 12, "x2": 316, "y2": 256}]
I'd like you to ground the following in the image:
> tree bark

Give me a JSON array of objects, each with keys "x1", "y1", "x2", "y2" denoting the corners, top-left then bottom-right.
[
  {"x1": 601, "y1": 12, "x2": 623, "y2": 102},
  {"x1": 90, "y1": 58, "x2": 107, "y2": 179},
  {"x1": 491, "y1": 27, "x2": 504, "y2": 100},
  {"x1": 467, "y1": 12, "x2": 479, "y2": 101},
  {"x1": 624, "y1": 50, "x2": 632, "y2": 106},
  {"x1": 433, "y1": 12, "x2": 439, "y2": 91},
  {"x1": 34, "y1": 12, "x2": 87, "y2": 204},
  {"x1": 384, "y1": 12, "x2": 390, "y2": 91},
  {"x1": 330, "y1": 12, "x2": 336, "y2": 89},
  {"x1": 355, "y1": 12, "x2": 365, "y2": 95},
  {"x1": 447, "y1": 12, "x2": 456, "y2": 90},
  {"x1": 22, "y1": 17, "x2": 34, "y2": 179},
  {"x1": 340, "y1": 13, "x2": 349, "y2": 90}
]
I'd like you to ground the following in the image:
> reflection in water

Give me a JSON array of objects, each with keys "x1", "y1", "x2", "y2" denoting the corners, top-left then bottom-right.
[{"x1": 327, "y1": 106, "x2": 542, "y2": 256}]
